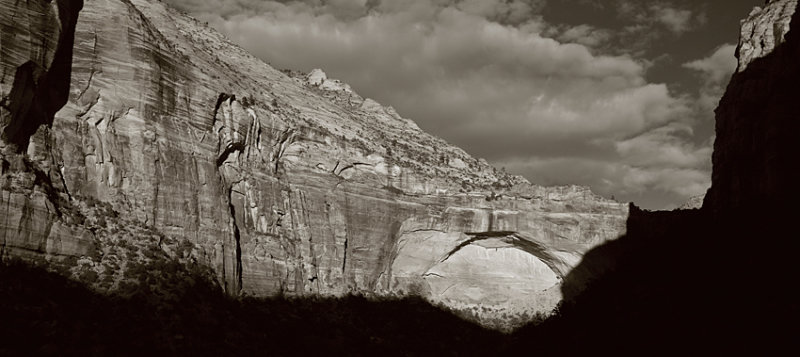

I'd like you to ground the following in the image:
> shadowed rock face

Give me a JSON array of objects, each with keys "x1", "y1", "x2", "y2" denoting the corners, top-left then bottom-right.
[
  {"x1": 520, "y1": 1, "x2": 800, "y2": 353},
  {"x1": 0, "y1": 0, "x2": 95, "y2": 262},
  {"x1": 0, "y1": 0, "x2": 84, "y2": 152},
  {"x1": 0, "y1": 0, "x2": 628, "y2": 328},
  {"x1": 706, "y1": 0, "x2": 800, "y2": 213}
]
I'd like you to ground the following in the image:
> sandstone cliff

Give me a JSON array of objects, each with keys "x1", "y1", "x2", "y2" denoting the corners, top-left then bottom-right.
[
  {"x1": 0, "y1": 0, "x2": 627, "y2": 329},
  {"x1": 705, "y1": 0, "x2": 800, "y2": 213},
  {"x1": 2, "y1": 0, "x2": 798, "y2": 353},
  {"x1": 1, "y1": 0, "x2": 95, "y2": 262}
]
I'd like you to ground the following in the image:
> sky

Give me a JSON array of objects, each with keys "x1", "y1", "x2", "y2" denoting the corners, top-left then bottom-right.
[{"x1": 165, "y1": 0, "x2": 765, "y2": 209}]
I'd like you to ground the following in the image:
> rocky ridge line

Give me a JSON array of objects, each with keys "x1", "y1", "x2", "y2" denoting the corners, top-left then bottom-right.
[{"x1": 0, "y1": 0, "x2": 628, "y2": 330}]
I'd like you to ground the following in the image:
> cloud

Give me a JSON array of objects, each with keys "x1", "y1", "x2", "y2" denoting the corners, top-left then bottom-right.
[
  {"x1": 498, "y1": 143, "x2": 712, "y2": 209},
  {"x1": 684, "y1": 43, "x2": 737, "y2": 115},
  {"x1": 166, "y1": 0, "x2": 713, "y2": 208},
  {"x1": 455, "y1": 0, "x2": 545, "y2": 25},
  {"x1": 616, "y1": 125, "x2": 706, "y2": 166},
  {"x1": 554, "y1": 24, "x2": 613, "y2": 47},
  {"x1": 684, "y1": 44, "x2": 737, "y2": 83},
  {"x1": 613, "y1": 1, "x2": 705, "y2": 50},
  {"x1": 649, "y1": 4, "x2": 694, "y2": 34}
]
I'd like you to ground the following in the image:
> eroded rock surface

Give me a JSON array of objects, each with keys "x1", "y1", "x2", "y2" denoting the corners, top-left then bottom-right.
[
  {"x1": 0, "y1": 0, "x2": 83, "y2": 152},
  {"x1": 0, "y1": 0, "x2": 90, "y2": 263},
  {"x1": 0, "y1": 0, "x2": 629, "y2": 328},
  {"x1": 736, "y1": 0, "x2": 798, "y2": 71},
  {"x1": 707, "y1": 0, "x2": 800, "y2": 213},
  {"x1": 679, "y1": 194, "x2": 704, "y2": 210}
]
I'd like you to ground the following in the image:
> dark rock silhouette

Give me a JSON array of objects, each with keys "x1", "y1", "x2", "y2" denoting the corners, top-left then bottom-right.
[
  {"x1": 512, "y1": 1, "x2": 800, "y2": 353},
  {"x1": 707, "y1": 0, "x2": 800, "y2": 213}
]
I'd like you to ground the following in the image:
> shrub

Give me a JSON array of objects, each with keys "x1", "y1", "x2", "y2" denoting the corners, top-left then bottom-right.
[{"x1": 78, "y1": 269, "x2": 99, "y2": 284}]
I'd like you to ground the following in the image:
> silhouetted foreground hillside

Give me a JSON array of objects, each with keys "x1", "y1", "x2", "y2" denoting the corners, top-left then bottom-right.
[
  {"x1": 5, "y1": 213, "x2": 797, "y2": 357},
  {"x1": 510, "y1": 3, "x2": 800, "y2": 353},
  {"x1": 0, "y1": 259, "x2": 508, "y2": 356},
  {"x1": 510, "y1": 206, "x2": 800, "y2": 355}
]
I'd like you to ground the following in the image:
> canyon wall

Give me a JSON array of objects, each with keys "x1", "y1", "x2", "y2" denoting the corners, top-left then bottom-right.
[
  {"x1": 0, "y1": 0, "x2": 97, "y2": 263},
  {"x1": 522, "y1": 0, "x2": 800, "y2": 352},
  {"x1": 706, "y1": 0, "x2": 800, "y2": 212},
  {"x1": 0, "y1": 0, "x2": 627, "y2": 328}
]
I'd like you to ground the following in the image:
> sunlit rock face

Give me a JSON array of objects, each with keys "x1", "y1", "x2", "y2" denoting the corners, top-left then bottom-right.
[
  {"x1": 0, "y1": 0, "x2": 83, "y2": 151},
  {"x1": 0, "y1": 0, "x2": 629, "y2": 328},
  {"x1": 736, "y1": 0, "x2": 798, "y2": 71},
  {"x1": 0, "y1": 0, "x2": 93, "y2": 262},
  {"x1": 418, "y1": 236, "x2": 564, "y2": 331},
  {"x1": 679, "y1": 194, "x2": 705, "y2": 210},
  {"x1": 706, "y1": 0, "x2": 800, "y2": 213}
]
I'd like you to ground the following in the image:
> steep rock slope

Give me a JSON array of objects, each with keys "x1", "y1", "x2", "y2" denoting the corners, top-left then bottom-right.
[
  {"x1": 706, "y1": 0, "x2": 800, "y2": 212},
  {"x1": 0, "y1": 0, "x2": 627, "y2": 328},
  {"x1": 0, "y1": 0, "x2": 95, "y2": 262},
  {"x1": 508, "y1": 0, "x2": 800, "y2": 352}
]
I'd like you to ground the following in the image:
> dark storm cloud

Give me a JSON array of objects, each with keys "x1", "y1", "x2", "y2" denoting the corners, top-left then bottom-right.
[{"x1": 165, "y1": 0, "x2": 751, "y2": 208}]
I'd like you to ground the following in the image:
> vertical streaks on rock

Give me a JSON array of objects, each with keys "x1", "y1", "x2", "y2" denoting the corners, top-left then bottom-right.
[
  {"x1": 1, "y1": 0, "x2": 84, "y2": 151},
  {"x1": 0, "y1": 0, "x2": 94, "y2": 263},
  {"x1": 225, "y1": 186, "x2": 243, "y2": 294},
  {"x1": 736, "y1": 0, "x2": 798, "y2": 71},
  {"x1": 1, "y1": 0, "x2": 631, "y2": 329}
]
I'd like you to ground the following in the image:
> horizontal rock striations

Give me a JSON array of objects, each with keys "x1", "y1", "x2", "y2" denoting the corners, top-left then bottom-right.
[{"x1": 0, "y1": 0, "x2": 628, "y2": 328}]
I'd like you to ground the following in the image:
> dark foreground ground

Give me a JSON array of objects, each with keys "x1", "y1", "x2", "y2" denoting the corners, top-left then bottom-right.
[
  {"x1": 0, "y1": 259, "x2": 505, "y2": 356},
  {"x1": 2, "y1": 206, "x2": 799, "y2": 356}
]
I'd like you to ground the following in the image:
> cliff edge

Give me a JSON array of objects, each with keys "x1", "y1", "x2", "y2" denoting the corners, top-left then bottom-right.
[{"x1": 0, "y1": 0, "x2": 628, "y2": 330}]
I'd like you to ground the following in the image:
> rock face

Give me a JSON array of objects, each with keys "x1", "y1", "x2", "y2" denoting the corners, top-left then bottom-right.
[
  {"x1": 0, "y1": 0, "x2": 95, "y2": 263},
  {"x1": 0, "y1": 0, "x2": 83, "y2": 151},
  {"x1": 528, "y1": 1, "x2": 800, "y2": 352},
  {"x1": 736, "y1": 0, "x2": 797, "y2": 71},
  {"x1": 0, "y1": 0, "x2": 628, "y2": 328},
  {"x1": 678, "y1": 194, "x2": 704, "y2": 210},
  {"x1": 706, "y1": 0, "x2": 800, "y2": 213}
]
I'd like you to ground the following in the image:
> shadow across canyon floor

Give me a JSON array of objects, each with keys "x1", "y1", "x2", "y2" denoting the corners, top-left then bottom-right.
[
  {"x1": 3, "y1": 205, "x2": 799, "y2": 356},
  {"x1": 509, "y1": 205, "x2": 800, "y2": 355},
  {"x1": 0, "y1": 259, "x2": 509, "y2": 356}
]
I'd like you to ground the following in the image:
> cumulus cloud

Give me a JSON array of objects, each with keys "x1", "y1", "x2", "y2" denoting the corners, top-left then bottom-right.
[
  {"x1": 649, "y1": 4, "x2": 695, "y2": 34},
  {"x1": 166, "y1": 0, "x2": 715, "y2": 208},
  {"x1": 607, "y1": 1, "x2": 706, "y2": 54},
  {"x1": 684, "y1": 44, "x2": 737, "y2": 84},
  {"x1": 455, "y1": 0, "x2": 545, "y2": 25},
  {"x1": 684, "y1": 43, "x2": 737, "y2": 113},
  {"x1": 555, "y1": 24, "x2": 613, "y2": 48},
  {"x1": 617, "y1": 1, "x2": 702, "y2": 35},
  {"x1": 498, "y1": 152, "x2": 710, "y2": 208}
]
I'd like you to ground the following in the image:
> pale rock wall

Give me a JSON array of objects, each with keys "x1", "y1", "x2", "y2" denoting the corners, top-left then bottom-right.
[
  {"x1": 0, "y1": 0, "x2": 95, "y2": 263},
  {"x1": 736, "y1": 0, "x2": 797, "y2": 71},
  {"x1": 0, "y1": 0, "x2": 630, "y2": 328}
]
